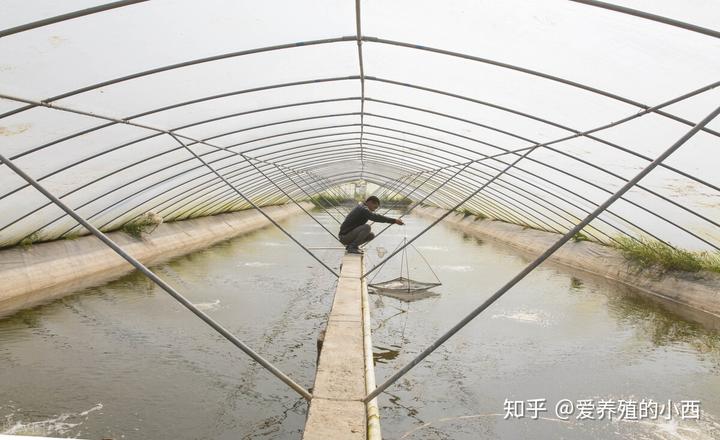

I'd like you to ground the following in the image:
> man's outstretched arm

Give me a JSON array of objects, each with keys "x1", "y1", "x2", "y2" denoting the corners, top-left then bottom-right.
[{"x1": 368, "y1": 211, "x2": 404, "y2": 225}]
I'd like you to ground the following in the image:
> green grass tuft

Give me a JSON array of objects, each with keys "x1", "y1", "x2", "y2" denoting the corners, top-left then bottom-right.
[
  {"x1": 19, "y1": 232, "x2": 40, "y2": 249},
  {"x1": 380, "y1": 196, "x2": 413, "y2": 207},
  {"x1": 308, "y1": 193, "x2": 351, "y2": 207},
  {"x1": 573, "y1": 231, "x2": 591, "y2": 242},
  {"x1": 455, "y1": 207, "x2": 489, "y2": 220},
  {"x1": 122, "y1": 222, "x2": 147, "y2": 238},
  {"x1": 614, "y1": 236, "x2": 720, "y2": 274},
  {"x1": 122, "y1": 212, "x2": 163, "y2": 238}
]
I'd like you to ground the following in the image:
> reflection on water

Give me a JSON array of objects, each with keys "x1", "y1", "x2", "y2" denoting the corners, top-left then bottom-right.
[
  {"x1": 570, "y1": 276, "x2": 584, "y2": 290},
  {"x1": 370, "y1": 289, "x2": 440, "y2": 302},
  {"x1": 0, "y1": 210, "x2": 719, "y2": 439},
  {"x1": 606, "y1": 287, "x2": 720, "y2": 363},
  {"x1": 373, "y1": 345, "x2": 401, "y2": 364},
  {"x1": 461, "y1": 232, "x2": 484, "y2": 246}
]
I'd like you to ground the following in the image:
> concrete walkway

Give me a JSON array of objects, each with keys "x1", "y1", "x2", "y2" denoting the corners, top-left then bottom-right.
[{"x1": 303, "y1": 253, "x2": 379, "y2": 439}]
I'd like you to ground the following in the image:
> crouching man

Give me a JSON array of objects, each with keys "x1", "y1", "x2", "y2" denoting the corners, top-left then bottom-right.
[{"x1": 339, "y1": 196, "x2": 404, "y2": 254}]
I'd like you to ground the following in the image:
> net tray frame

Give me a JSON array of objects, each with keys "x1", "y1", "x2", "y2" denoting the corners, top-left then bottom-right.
[{"x1": 368, "y1": 276, "x2": 442, "y2": 293}]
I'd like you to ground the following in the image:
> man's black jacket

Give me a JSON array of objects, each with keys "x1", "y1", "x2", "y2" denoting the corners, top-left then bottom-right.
[{"x1": 339, "y1": 203, "x2": 396, "y2": 236}]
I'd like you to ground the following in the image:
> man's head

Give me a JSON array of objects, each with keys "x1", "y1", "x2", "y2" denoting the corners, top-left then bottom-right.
[{"x1": 365, "y1": 196, "x2": 380, "y2": 211}]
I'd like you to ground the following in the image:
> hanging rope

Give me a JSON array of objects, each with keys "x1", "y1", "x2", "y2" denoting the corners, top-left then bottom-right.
[
  {"x1": 368, "y1": 224, "x2": 442, "y2": 294},
  {"x1": 368, "y1": 237, "x2": 406, "y2": 285},
  {"x1": 409, "y1": 242, "x2": 442, "y2": 285}
]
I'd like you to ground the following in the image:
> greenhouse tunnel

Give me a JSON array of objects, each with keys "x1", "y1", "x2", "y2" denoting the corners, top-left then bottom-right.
[{"x1": 0, "y1": 1, "x2": 719, "y2": 440}]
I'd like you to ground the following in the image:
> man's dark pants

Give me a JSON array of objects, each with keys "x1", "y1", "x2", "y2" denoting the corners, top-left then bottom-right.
[{"x1": 339, "y1": 224, "x2": 375, "y2": 248}]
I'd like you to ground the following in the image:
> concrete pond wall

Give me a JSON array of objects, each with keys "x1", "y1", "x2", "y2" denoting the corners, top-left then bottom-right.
[
  {"x1": 414, "y1": 206, "x2": 720, "y2": 322},
  {"x1": 0, "y1": 203, "x2": 312, "y2": 317}
]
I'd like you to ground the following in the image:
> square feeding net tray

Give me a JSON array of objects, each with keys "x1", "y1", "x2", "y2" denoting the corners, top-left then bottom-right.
[{"x1": 368, "y1": 276, "x2": 441, "y2": 293}]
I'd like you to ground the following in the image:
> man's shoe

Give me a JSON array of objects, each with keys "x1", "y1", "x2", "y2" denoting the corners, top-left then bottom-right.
[{"x1": 346, "y1": 245, "x2": 363, "y2": 254}]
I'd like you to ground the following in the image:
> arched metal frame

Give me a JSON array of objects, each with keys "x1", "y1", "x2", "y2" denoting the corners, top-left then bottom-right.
[
  {"x1": 1, "y1": 65, "x2": 716, "y2": 248},
  {"x1": 2, "y1": 94, "x2": 716, "y2": 249}
]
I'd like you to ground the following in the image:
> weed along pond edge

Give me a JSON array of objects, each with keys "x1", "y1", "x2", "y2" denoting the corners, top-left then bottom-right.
[
  {"x1": 413, "y1": 206, "x2": 720, "y2": 323},
  {"x1": 0, "y1": 203, "x2": 312, "y2": 318}
]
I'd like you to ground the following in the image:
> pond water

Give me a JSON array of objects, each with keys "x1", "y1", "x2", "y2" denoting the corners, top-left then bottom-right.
[{"x1": 1, "y1": 207, "x2": 719, "y2": 440}]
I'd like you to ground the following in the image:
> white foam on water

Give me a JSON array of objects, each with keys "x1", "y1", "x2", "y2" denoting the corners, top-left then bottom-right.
[
  {"x1": 438, "y1": 265, "x2": 473, "y2": 272},
  {"x1": 398, "y1": 408, "x2": 720, "y2": 439},
  {"x1": 573, "y1": 397, "x2": 720, "y2": 440},
  {"x1": 259, "y1": 241, "x2": 288, "y2": 247},
  {"x1": 192, "y1": 299, "x2": 220, "y2": 311},
  {"x1": 1, "y1": 403, "x2": 102, "y2": 437},
  {"x1": 609, "y1": 413, "x2": 720, "y2": 440},
  {"x1": 417, "y1": 245, "x2": 448, "y2": 252},
  {"x1": 491, "y1": 311, "x2": 549, "y2": 325},
  {"x1": 240, "y1": 261, "x2": 276, "y2": 268}
]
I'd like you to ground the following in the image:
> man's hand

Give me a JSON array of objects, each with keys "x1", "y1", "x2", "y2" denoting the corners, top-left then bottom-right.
[{"x1": 395, "y1": 218, "x2": 405, "y2": 225}]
